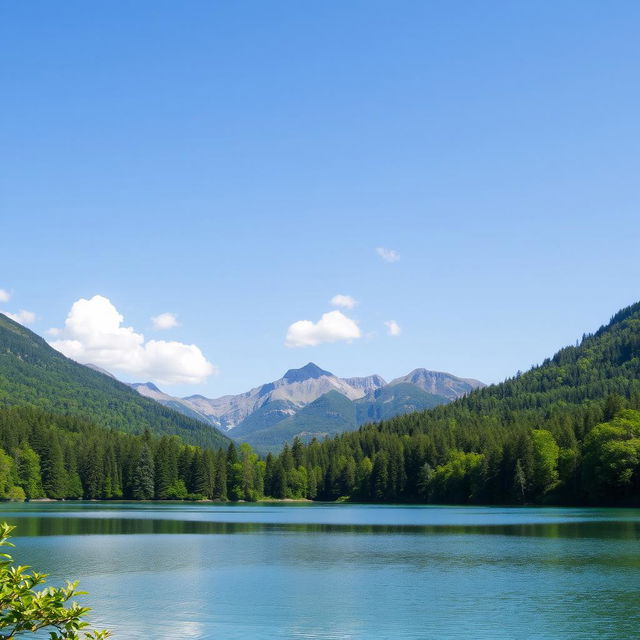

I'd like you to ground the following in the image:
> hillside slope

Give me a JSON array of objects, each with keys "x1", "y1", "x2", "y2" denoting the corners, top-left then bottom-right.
[
  {"x1": 240, "y1": 390, "x2": 358, "y2": 449},
  {"x1": 0, "y1": 313, "x2": 228, "y2": 449},
  {"x1": 355, "y1": 383, "x2": 446, "y2": 424}
]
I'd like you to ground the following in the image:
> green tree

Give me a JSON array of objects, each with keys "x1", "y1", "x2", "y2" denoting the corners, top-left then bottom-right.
[
  {"x1": 583, "y1": 410, "x2": 640, "y2": 501},
  {"x1": 371, "y1": 452, "x2": 389, "y2": 501},
  {"x1": 338, "y1": 458, "x2": 356, "y2": 497},
  {"x1": 213, "y1": 449, "x2": 227, "y2": 501},
  {"x1": 154, "y1": 437, "x2": 178, "y2": 500},
  {"x1": 165, "y1": 479, "x2": 188, "y2": 500},
  {"x1": 263, "y1": 453, "x2": 275, "y2": 497},
  {"x1": 530, "y1": 429, "x2": 560, "y2": 498},
  {"x1": 306, "y1": 464, "x2": 318, "y2": 499},
  {"x1": 15, "y1": 446, "x2": 43, "y2": 500},
  {"x1": 513, "y1": 459, "x2": 527, "y2": 503},
  {"x1": 291, "y1": 438, "x2": 305, "y2": 468},
  {"x1": 355, "y1": 457, "x2": 373, "y2": 499},
  {"x1": 40, "y1": 437, "x2": 66, "y2": 500},
  {"x1": 429, "y1": 451, "x2": 485, "y2": 504},
  {"x1": 130, "y1": 445, "x2": 155, "y2": 500},
  {"x1": 79, "y1": 441, "x2": 104, "y2": 500},
  {"x1": 190, "y1": 451, "x2": 209, "y2": 497},
  {"x1": 0, "y1": 450, "x2": 22, "y2": 502},
  {"x1": 271, "y1": 460, "x2": 287, "y2": 499},
  {"x1": 416, "y1": 462, "x2": 434, "y2": 501},
  {"x1": 287, "y1": 467, "x2": 308, "y2": 499},
  {"x1": 240, "y1": 443, "x2": 259, "y2": 501},
  {"x1": 604, "y1": 393, "x2": 625, "y2": 421},
  {"x1": 226, "y1": 444, "x2": 242, "y2": 501},
  {"x1": 62, "y1": 446, "x2": 84, "y2": 500},
  {"x1": 280, "y1": 444, "x2": 294, "y2": 472},
  {"x1": 0, "y1": 523, "x2": 109, "y2": 639}
]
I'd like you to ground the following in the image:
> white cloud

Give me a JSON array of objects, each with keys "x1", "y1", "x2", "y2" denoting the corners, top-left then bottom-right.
[
  {"x1": 49, "y1": 295, "x2": 217, "y2": 385},
  {"x1": 3, "y1": 310, "x2": 36, "y2": 325},
  {"x1": 385, "y1": 320, "x2": 401, "y2": 336},
  {"x1": 152, "y1": 312, "x2": 179, "y2": 330},
  {"x1": 0, "y1": 289, "x2": 10, "y2": 303},
  {"x1": 330, "y1": 294, "x2": 357, "y2": 309},
  {"x1": 285, "y1": 310, "x2": 362, "y2": 348},
  {"x1": 376, "y1": 247, "x2": 400, "y2": 263}
]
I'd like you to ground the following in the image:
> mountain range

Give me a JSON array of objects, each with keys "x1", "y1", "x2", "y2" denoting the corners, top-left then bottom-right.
[
  {"x1": 0, "y1": 309, "x2": 485, "y2": 451},
  {"x1": 130, "y1": 362, "x2": 485, "y2": 449}
]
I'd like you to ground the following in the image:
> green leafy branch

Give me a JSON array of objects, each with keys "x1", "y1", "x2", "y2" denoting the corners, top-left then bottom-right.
[{"x1": 0, "y1": 524, "x2": 109, "y2": 639}]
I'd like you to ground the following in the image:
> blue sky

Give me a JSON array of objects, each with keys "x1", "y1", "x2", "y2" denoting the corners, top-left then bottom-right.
[{"x1": 2, "y1": 1, "x2": 640, "y2": 397}]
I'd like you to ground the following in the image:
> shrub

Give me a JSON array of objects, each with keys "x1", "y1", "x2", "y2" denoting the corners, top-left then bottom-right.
[{"x1": 0, "y1": 523, "x2": 109, "y2": 639}]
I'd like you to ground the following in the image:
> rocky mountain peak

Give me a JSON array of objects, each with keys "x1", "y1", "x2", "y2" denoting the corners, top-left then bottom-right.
[
  {"x1": 389, "y1": 369, "x2": 485, "y2": 400},
  {"x1": 342, "y1": 374, "x2": 387, "y2": 395},
  {"x1": 282, "y1": 362, "x2": 333, "y2": 383}
]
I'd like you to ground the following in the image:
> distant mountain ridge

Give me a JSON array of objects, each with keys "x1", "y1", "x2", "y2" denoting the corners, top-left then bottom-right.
[
  {"x1": 388, "y1": 369, "x2": 486, "y2": 400},
  {"x1": 177, "y1": 362, "x2": 369, "y2": 430},
  {"x1": 131, "y1": 362, "x2": 485, "y2": 449},
  {"x1": 128, "y1": 382, "x2": 215, "y2": 425},
  {"x1": 343, "y1": 374, "x2": 387, "y2": 395}
]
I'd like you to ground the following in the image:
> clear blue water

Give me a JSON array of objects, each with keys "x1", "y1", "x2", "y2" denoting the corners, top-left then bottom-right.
[{"x1": 0, "y1": 502, "x2": 639, "y2": 639}]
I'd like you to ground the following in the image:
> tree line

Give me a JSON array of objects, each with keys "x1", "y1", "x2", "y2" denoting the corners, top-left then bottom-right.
[
  {"x1": 262, "y1": 394, "x2": 640, "y2": 505},
  {"x1": 1, "y1": 396, "x2": 640, "y2": 506},
  {"x1": 0, "y1": 406, "x2": 261, "y2": 502}
]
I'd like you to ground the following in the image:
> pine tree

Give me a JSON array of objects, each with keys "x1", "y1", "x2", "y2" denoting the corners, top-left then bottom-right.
[
  {"x1": 131, "y1": 445, "x2": 155, "y2": 500},
  {"x1": 63, "y1": 443, "x2": 84, "y2": 499},
  {"x1": 154, "y1": 438, "x2": 175, "y2": 499},
  {"x1": 40, "y1": 436, "x2": 66, "y2": 499},
  {"x1": 263, "y1": 453, "x2": 275, "y2": 497},
  {"x1": 371, "y1": 452, "x2": 389, "y2": 501},
  {"x1": 272, "y1": 460, "x2": 287, "y2": 499},
  {"x1": 213, "y1": 449, "x2": 228, "y2": 501},
  {"x1": 338, "y1": 457, "x2": 356, "y2": 496},
  {"x1": 190, "y1": 451, "x2": 209, "y2": 497},
  {"x1": 281, "y1": 443, "x2": 294, "y2": 472},
  {"x1": 240, "y1": 443, "x2": 257, "y2": 501},
  {"x1": 226, "y1": 443, "x2": 242, "y2": 500},
  {"x1": 292, "y1": 437, "x2": 305, "y2": 468}
]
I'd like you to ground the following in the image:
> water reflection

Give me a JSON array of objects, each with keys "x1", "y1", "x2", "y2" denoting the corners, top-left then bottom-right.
[{"x1": 3, "y1": 515, "x2": 640, "y2": 540}]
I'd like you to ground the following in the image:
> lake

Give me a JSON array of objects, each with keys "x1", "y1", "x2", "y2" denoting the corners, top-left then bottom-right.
[{"x1": 0, "y1": 502, "x2": 639, "y2": 639}]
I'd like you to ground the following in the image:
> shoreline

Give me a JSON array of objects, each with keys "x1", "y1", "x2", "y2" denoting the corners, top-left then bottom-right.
[{"x1": 18, "y1": 497, "x2": 314, "y2": 505}]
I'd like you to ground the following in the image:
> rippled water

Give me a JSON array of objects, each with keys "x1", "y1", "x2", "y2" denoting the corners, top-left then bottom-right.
[{"x1": 0, "y1": 502, "x2": 639, "y2": 639}]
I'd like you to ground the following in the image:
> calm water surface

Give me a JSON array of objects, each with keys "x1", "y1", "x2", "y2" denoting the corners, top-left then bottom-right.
[{"x1": 0, "y1": 502, "x2": 638, "y2": 639}]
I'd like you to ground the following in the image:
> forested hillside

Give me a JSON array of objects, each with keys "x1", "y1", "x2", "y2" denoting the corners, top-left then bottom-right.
[
  {"x1": 0, "y1": 405, "x2": 254, "y2": 501},
  {"x1": 262, "y1": 302, "x2": 640, "y2": 505},
  {"x1": 0, "y1": 313, "x2": 228, "y2": 449}
]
